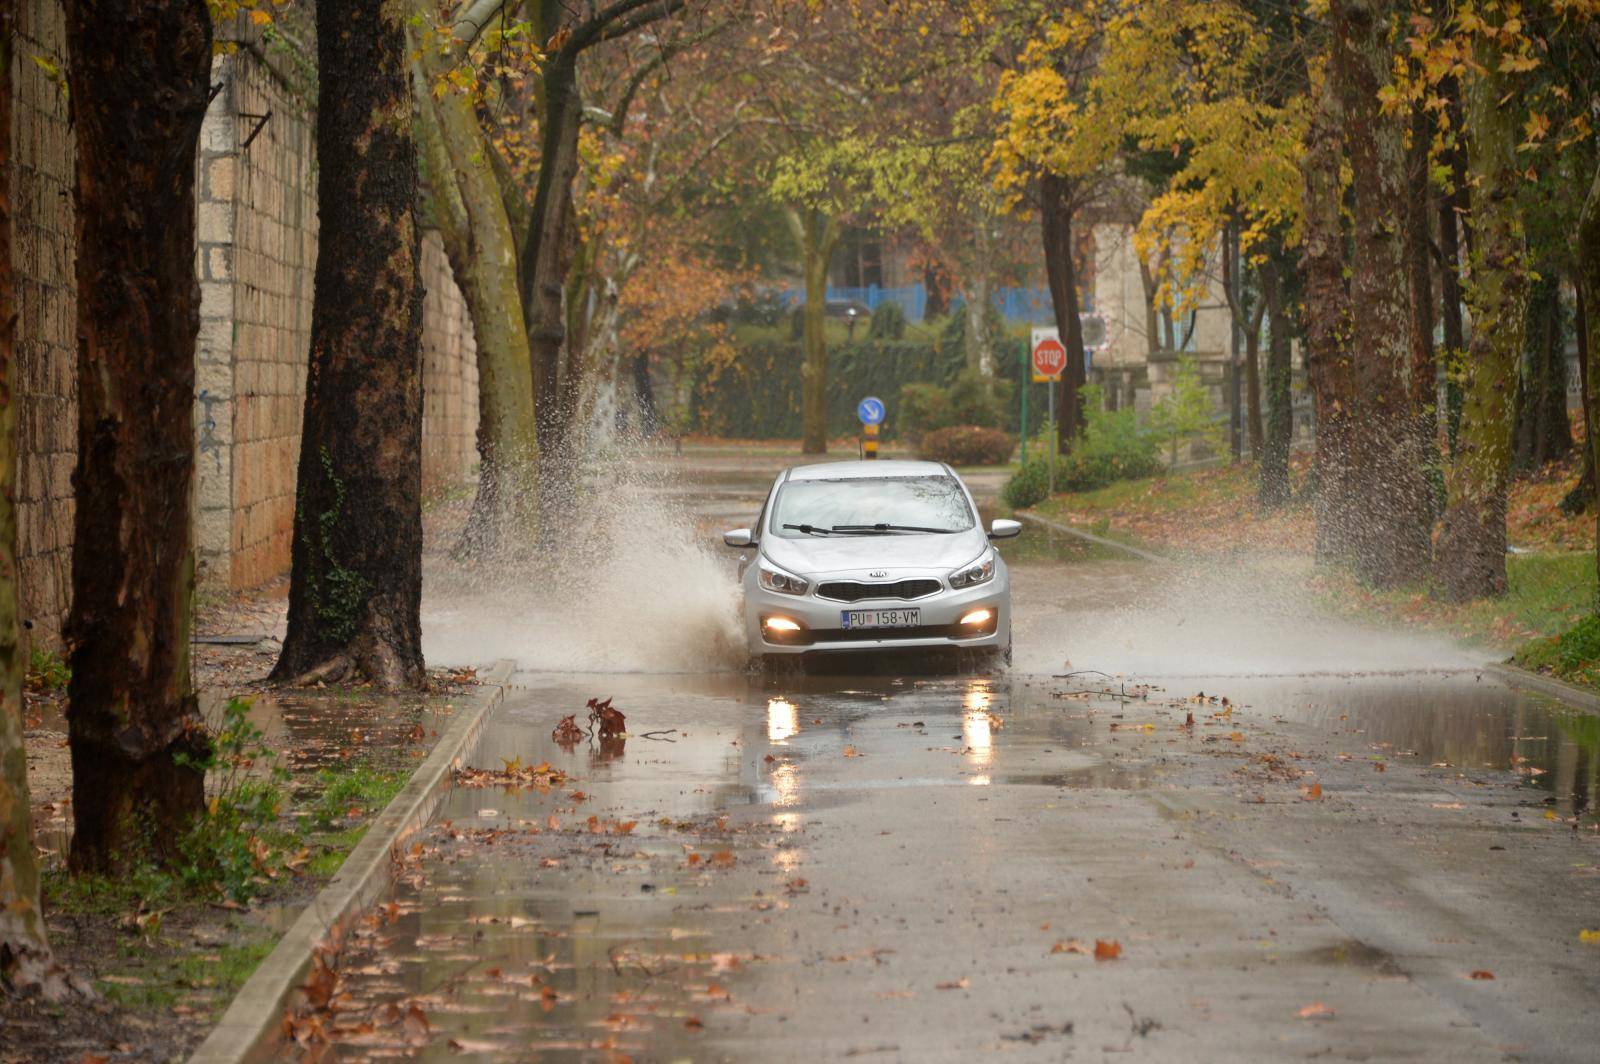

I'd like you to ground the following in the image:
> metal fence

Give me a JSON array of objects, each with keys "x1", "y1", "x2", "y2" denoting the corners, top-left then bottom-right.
[{"x1": 775, "y1": 282, "x2": 1062, "y2": 323}]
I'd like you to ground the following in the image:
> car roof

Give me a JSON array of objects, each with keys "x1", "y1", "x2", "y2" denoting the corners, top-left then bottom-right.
[{"x1": 785, "y1": 460, "x2": 953, "y2": 482}]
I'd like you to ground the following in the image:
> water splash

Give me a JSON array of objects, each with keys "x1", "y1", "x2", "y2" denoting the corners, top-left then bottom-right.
[
  {"x1": 423, "y1": 444, "x2": 745, "y2": 673},
  {"x1": 1011, "y1": 551, "x2": 1482, "y2": 679}
]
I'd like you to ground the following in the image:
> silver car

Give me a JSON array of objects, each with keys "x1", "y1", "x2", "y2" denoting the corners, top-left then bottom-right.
[{"x1": 722, "y1": 460, "x2": 1019, "y2": 667}]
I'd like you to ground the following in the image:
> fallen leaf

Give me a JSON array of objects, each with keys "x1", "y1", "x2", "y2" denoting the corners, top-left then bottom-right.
[
  {"x1": 1296, "y1": 1002, "x2": 1335, "y2": 1019},
  {"x1": 843, "y1": 746, "x2": 861, "y2": 758},
  {"x1": 685, "y1": 1016, "x2": 704, "y2": 1030},
  {"x1": 1580, "y1": 929, "x2": 1600, "y2": 945},
  {"x1": 1469, "y1": 970, "x2": 1495, "y2": 980},
  {"x1": 1050, "y1": 939, "x2": 1091, "y2": 955},
  {"x1": 1301, "y1": 783, "x2": 1323, "y2": 801},
  {"x1": 935, "y1": 978, "x2": 969, "y2": 990},
  {"x1": 1093, "y1": 939, "x2": 1122, "y2": 961}
]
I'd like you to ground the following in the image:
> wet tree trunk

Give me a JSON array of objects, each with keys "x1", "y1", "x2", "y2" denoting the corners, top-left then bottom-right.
[
  {"x1": 1435, "y1": 38, "x2": 1528, "y2": 602},
  {"x1": 274, "y1": 0, "x2": 425, "y2": 689},
  {"x1": 1330, "y1": 0, "x2": 1433, "y2": 588},
  {"x1": 1512, "y1": 274, "x2": 1572, "y2": 471},
  {"x1": 411, "y1": 43, "x2": 538, "y2": 559},
  {"x1": 787, "y1": 207, "x2": 840, "y2": 455},
  {"x1": 1041, "y1": 171, "x2": 1087, "y2": 451},
  {"x1": 1259, "y1": 259, "x2": 1294, "y2": 508},
  {"x1": 63, "y1": 0, "x2": 212, "y2": 872},
  {"x1": 1578, "y1": 163, "x2": 1600, "y2": 608},
  {"x1": 0, "y1": 3, "x2": 65, "y2": 997},
  {"x1": 1301, "y1": 60, "x2": 1355, "y2": 564}
]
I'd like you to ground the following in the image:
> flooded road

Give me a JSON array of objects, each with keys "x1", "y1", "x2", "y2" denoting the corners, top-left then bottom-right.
[{"x1": 325, "y1": 452, "x2": 1600, "y2": 1061}]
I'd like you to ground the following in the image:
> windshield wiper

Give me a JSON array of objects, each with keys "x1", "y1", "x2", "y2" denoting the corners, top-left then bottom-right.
[
  {"x1": 831, "y1": 523, "x2": 960, "y2": 535},
  {"x1": 783, "y1": 523, "x2": 837, "y2": 535}
]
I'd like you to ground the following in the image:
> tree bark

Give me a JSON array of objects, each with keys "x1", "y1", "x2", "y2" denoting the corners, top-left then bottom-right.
[
  {"x1": 1222, "y1": 223, "x2": 1266, "y2": 458},
  {"x1": 1434, "y1": 36, "x2": 1528, "y2": 602},
  {"x1": 788, "y1": 207, "x2": 839, "y2": 455},
  {"x1": 1259, "y1": 258, "x2": 1294, "y2": 508},
  {"x1": 1300, "y1": 59, "x2": 1355, "y2": 563},
  {"x1": 1511, "y1": 273, "x2": 1572, "y2": 470},
  {"x1": 1438, "y1": 158, "x2": 1467, "y2": 453},
  {"x1": 520, "y1": 47, "x2": 584, "y2": 524},
  {"x1": 274, "y1": 0, "x2": 425, "y2": 689},
  {"x1": 1330, "y1": 0, "x2": 1433, "y2": 588},
  {"x1": 1040, "y1": 172, "x2": 1086, "y2": 450},
  {"x1": 1406, "y1": 101, "x2": 1437, "y2": 443},
  {"x1": 62, "y1": 0, "x2": 212, "y2": 872},
  {"x1": 0, "y1": 1, "x2": 66, "y2": 997},
  {"x1": 1562, "y1": 280, "x2": 1595, "y2": 514},
  {"x1": 1578, "y1": 162, "x2": 1600, "y2": 608},
  {"x1": 410, "y1": 36, "x2": 539, "y2": 559}
]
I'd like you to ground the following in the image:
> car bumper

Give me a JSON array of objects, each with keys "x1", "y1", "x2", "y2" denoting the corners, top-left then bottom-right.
[{"x1": 745, "y1": 575, "x2": 1010, "y2": 656}]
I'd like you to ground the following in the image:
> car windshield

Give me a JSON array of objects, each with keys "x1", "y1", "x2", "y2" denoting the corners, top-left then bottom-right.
[{"x1": 771, "y1": 475, "x2": 974, "y2": 537}]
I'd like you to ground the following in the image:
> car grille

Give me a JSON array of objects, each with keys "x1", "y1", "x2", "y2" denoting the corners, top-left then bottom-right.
[{"x1": 816, "y1": 579, "x2": 941, "y2": 603}]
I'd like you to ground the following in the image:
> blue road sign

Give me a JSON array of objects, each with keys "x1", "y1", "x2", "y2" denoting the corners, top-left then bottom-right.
[{"x1": 857, "y1": 396, "x2": 885, "y2": 426}]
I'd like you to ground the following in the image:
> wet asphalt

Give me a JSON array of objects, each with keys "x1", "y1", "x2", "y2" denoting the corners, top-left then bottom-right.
[{"x1": 324, "y1": 455, "x2": 1600, "y2": 1062}]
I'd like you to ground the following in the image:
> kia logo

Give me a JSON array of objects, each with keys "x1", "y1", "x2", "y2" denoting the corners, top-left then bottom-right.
[{"x1": 869, "y1": 570, "x2": 888, "y2": 578}]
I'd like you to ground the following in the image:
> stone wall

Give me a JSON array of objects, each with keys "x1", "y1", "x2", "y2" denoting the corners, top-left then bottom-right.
[
  {"x1": 12, "y1": 0, "x2": 76, "y2": 645},
  {"x1": 13, "y1": 10, "x2": 482, "y2": 641},
  {"x1": 420, "y1": 235, "x2": 479, "y2": 496}
]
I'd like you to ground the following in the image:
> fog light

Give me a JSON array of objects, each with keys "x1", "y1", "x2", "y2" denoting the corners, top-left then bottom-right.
[
  {"x1": 959, "y1": 609, "x2": 993, "y2": 626},
  {"x1": 764, "y1": 616, "x2": 802, "y2": 632}
]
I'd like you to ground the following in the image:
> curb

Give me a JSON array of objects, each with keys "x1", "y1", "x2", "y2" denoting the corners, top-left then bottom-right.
[
  {"x1": 1485, "y1": 661, "x2": 1600, "y2": 714},
  {"x1": 189, "y1": 658, "x2": 518, "y2": 1064},
  {"x1": 1015, "y1": 511, "x2": 1170, "y2": 565}
]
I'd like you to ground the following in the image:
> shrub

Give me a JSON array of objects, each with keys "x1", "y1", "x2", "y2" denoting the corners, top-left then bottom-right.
[
  {"x1": 1148, "y1": 356, "x2": 1223, "y2": 463},
  {"x1": 946, "y1": 368, "x2": 1009, "y2": 429},
  {"x1": 918, "y1": 425, "x2": 1015, "y2": 466},
  {"x1": 869, "y1": 301, "x2": 907, "y2": 340},
  {"x1": 1001, "y1": 384, "x2": 1160, "y2": 506},
  {"x1": 897, "y1": 381, "x2": 954, "y2": 441}
]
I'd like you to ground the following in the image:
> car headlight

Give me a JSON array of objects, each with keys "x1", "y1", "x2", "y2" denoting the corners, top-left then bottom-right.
[
  {"x1": 949, "y1": 549, "x2": 995, "y2": 589},
  {"x1": 758, "y1": 560, "x2": 809, "y2": 595}
]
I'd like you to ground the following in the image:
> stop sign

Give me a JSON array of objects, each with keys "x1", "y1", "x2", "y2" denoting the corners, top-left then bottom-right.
[{"x1": 1031, "y1": 336, "x2": 1067, "y2": 379}]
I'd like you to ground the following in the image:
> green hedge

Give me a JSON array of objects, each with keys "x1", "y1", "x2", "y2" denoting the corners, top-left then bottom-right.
[{"x1": 692, "y1": 335, "x2": 1043, "y2": 440}]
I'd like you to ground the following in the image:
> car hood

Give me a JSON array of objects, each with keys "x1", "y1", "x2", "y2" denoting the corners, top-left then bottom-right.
[{"x1": 761, "y1": 530, "x2": 988, "y2": 576}]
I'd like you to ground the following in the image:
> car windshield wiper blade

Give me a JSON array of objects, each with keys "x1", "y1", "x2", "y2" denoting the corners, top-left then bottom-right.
[
  {"x1": 782, "y1": 523, "x2": 837, "y2": 535},
  {"x1": 831, "y1": 523, "x2": 960, "y2": 534}
]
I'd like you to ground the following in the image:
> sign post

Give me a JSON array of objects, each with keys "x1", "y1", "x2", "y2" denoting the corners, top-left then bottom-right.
[
  {"x1": 1030, "y1": 329, "x2": 1066, "y2": 495},
  {"x1": 856, "y1": 396, "x2": 885, "y2": 459}
]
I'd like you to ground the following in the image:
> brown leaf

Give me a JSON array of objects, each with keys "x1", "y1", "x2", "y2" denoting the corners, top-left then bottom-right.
[
  {"x1": 1302, "y1": 782, "x2": 1323, "y2": 801},
  {"x1": 1296, "y1": 1002, "x2": 1335, "y2": 1019},
  {"x1": 843, "y1": 746, "x2": 861, "y2": 758},
  {"x1": 935, "y1": 978, "x2": 969, "y2": 990},
  {"x1": 1093, "y1": 939, "x2": 1122, "y2": 961},
  {"x1": 710, "y1": 850, "x2": 736, "y2": 868},
  {"x1": 1470, "y1": 970, "x2": 1495, "y2": 980},
  {"x1": 1050, "y1": 939, "x2": 1091, "y2": 955},
  {"x1": 685, "y1": 1016, "x2": 704, "y2": 1030}
]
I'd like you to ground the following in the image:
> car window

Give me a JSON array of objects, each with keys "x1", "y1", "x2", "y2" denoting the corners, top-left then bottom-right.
[{"x1": 771, "y1": 475, "x2": 974, "y2": 537}]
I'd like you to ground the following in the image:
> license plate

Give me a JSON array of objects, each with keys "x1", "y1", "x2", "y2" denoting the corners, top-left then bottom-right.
[{"x1": 841, "y1": 608, "x2": 920, "y2": 630}]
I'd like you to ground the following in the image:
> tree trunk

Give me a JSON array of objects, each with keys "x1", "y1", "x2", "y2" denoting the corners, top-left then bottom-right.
[
  {"x1": 1243, "y1": 316, "x2": 1264, "y2": 458},
  {"x1": 965, "y1": 211, "x2": 997, "y2": 376},
  {"x1": 62, "y1": 0, "x2": 212, "y2": 872},
  {"x1": 1438, "y1": 162, "x2": 1467, "y2": 453},
  {"x1": 1578, "y1": 162, "x2": 1600, "y2": 608},
  {"x1": 520, "y1": 48, "x2": 584, "y2": 529},
  {"x1": 1223, "y1": 224, "x2": 1266, "y2": 458},
  {"x1": 1040, "y1": 171, "x2": 1086, "y2": 450},
  {"x1": 1511, "y1": 273, "x2": 1572, "y2": 471},
  {"x1": 788, "y1": 207, "x2": 839, "y2": 455},
  {"x1": 1259, "y1": 259, "x2": 1294, "y2": 508},
  {"x1": 1562, "y1": 280, "x2": 1595, "y2": 514},
  {"x1": 1300, "y1": 59, "x2": 1355, "y2": 564},
  {"x1": 274, "y1": 0, "x2": 425, "y2": 689},
  {"x1": 1331, "y1": 0, "x2": 1433, "y2": 588},
  {"x1": 411, "y1": 24, "x2": 538, "y2": 559},
  {"x1": 1434, "y1": 38, "x2": 1528, "y2": 602},
  {"x1": 0, "y1": 2, "x2": 65, "y2": 997},
  {"x1": 1406, "y1": 101, "x2": 1437, "y2": 442}
]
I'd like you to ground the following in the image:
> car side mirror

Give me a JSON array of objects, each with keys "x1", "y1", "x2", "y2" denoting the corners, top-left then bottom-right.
[
  {"x1": 988, "y1": 519, "x2": 1022, "y2": 540},
  {"x1": 722, "y1": 528, "x2": 754, "y2": 548}
]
